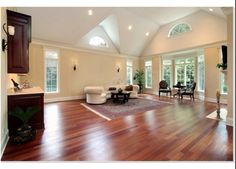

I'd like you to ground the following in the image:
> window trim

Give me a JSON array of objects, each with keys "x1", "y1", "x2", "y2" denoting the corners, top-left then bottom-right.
[
  {"x1": 174, "y1": 57, "x2": 195, "y2": 85},
  {"x1": 44, "y1": 48, "x2": 60, "y2": 94},
  {"x1": 126, "y1": 61, "x2": 133, "y2": 85},
  {"x1": 220, "y1": 72, "x2": 228, "y2": 95},
  {"x1": 162, "y1": 59, "x2": 173, "y2": 87},
  {"x1": 219, "y1": 48, "x2": 228, "y2": 95},
  {"x1": 145, "y1": 60, "x2": 152, "y2": 89},
  {"x1": 168, "y1": 23, "x2": 192, "y2": 38},
  {"x1": 89, "y1": 36, "x2": 108, "y2": 48},
  {"x1": 197, "y1": 55, "x2": 205, "y2": 92}
]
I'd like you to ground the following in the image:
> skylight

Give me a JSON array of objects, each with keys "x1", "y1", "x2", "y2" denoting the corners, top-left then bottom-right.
[{"x1": 89, "y1": 36, "x2": 108, "y2": 48}]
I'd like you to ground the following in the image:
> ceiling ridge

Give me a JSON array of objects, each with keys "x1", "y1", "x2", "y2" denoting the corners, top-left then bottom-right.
[{"x1": 99, "y1": 25, "x2": 120, "y2": 53}]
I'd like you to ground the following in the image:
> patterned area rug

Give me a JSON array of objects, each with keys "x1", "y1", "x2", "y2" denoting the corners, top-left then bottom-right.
[{"x1": 81, "y1": 98, "x2": 173, "y2": 120}]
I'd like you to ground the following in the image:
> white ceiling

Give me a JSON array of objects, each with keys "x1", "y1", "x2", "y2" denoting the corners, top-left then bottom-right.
[{"x1": 17, "y1": 7, "x2": 226, "y2": 57}]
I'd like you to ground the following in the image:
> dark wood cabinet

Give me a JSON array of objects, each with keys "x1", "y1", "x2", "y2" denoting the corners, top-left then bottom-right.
[
  {"x1": 8, "y1": 93, "x2": 44, "y2": 135},
  {"x1": 7, "y1": 10, "x2": 31, "y2": 73}
]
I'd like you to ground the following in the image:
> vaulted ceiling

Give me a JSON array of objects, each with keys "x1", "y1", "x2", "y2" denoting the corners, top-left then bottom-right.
[{"x1": 17, "y1": 7, "x2": 226, "y2": 57}]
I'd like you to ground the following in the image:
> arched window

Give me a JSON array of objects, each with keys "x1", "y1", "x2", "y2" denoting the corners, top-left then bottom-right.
[
  {"x1": 168, "y1": 23, "x2": 191, "y2": 37},
  {"x1": 89, "y1": 36, "x2": 108, "y2": 47}
]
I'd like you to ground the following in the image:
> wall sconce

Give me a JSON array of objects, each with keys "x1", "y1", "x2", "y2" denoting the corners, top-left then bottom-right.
[
  {"x1": 73, "y1": 64, "x2": 77, "y2": 71},
  {"x1": 2, "y1": 23, "x2": 15, "y2": 52},
  {"x1": 117, "y1": 66, "x2": 120, "y2": 72}
]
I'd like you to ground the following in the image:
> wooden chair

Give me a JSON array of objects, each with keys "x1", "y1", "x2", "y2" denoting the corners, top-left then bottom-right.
[
  {"x1": 180, "y1": 82, "x2": 196, "y2": 101},
  {"x1": 159, "y1": 80, "x2": 172, "y2": 97}
]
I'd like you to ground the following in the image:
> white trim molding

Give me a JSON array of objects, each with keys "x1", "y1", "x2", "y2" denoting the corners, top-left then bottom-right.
[
  {"x1": 32, "y1": 38, "x2": 138, "y2": 60},
  {"x1": 1, "y1": 129, "x2": 9, "y2": 159},
  {"x1": 226, "y1": 117, "x2": 233, "y2": 127},
  {"x1": 44, "y1": 95, "x2": 85, "y2": 103},
  {"x1": 204, "y1": 97, "x2": 227, "y2": 104}
]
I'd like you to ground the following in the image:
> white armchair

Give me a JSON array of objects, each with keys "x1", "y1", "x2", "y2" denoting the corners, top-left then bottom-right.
[{"x1": 84, "y1": 86, "x2": 107, "y2": 104}]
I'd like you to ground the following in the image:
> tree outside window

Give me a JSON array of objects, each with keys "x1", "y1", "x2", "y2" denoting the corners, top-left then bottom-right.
[
  {"x1": 175, "y1": 58, "x2": 194, "y2": 85},
  {"x1": 45, "y1": 49, "x2": 59, "y2": 93},
  {"x1": 162, "y1": 60, "x2": 172, "y2": 87}
]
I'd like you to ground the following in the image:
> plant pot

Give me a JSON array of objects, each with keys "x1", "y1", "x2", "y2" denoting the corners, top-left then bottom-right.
[
  {"x1": 118, "y1": 88, "x2": 123, "y2": 93},
  {"x1": 11, "y1": 125, "x2": 36, "y2": 144}
]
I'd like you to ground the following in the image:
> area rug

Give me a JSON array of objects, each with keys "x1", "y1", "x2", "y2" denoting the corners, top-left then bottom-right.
[
  {"x1": 206, "y1": 108, "x2": 227, "y2": 122},
  {"x1": 81, "y1": 98, "x2": 173, "y2": 120}
]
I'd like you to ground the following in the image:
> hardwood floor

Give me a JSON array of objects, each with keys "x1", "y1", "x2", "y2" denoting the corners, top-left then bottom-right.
[{"x1": 2, "y1": 95, "x2": 233, "y2": 161}]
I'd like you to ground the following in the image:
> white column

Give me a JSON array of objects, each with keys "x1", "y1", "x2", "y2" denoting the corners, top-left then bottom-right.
[{"x1": 222, "y1": 7, "x2": 234, "y2": 126}]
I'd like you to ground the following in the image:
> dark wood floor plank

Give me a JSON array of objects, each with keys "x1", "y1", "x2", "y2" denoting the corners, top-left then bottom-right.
[{"x1": 1, "y1": 95, "x2": 233, "y2": 161}]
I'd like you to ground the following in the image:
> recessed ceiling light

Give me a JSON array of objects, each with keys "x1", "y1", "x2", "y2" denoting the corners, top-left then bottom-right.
[
  {"x1": 145, "y1": 32, "x2": 149, "y2": 36},
  {"x1": 128, "y1": 25, "x2": 132, "y2": 30},
  {"x1": 209, "y1": 8, "x2": 214, "y2": 12},
  {"x1": 88, "y1": 9, "x2": 93, "y2": 16}
]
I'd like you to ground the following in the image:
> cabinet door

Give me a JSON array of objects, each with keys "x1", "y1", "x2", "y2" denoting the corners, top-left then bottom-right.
[
  {"x1": 7, "y1": 10, "x2": 31, "y2": 73},
  {"x1": 8, "y1": 94, "x2": 44, "y2": 135}
]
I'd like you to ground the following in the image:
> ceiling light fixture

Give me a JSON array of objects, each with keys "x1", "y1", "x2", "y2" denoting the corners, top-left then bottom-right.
[
  {"x1": 145, "y1": 32, "x2": 149, "y2": 36},
  {"x1": 209, "y1": 8, "x2": 214, "y2": 12},
  {"x1": 128, "y1": 25, "x2": 132, "y2": 30},
  {"x1": 88, "y1": 9, "x2": 93, "y2": 16}
]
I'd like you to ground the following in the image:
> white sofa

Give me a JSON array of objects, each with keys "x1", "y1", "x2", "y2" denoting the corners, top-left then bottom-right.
[
  {"x1": 84, "y1": 86, "x2": 107, "y2": 104},
  {"x1": 84, "y1": 85, "x2": 139, "y2": 104}
]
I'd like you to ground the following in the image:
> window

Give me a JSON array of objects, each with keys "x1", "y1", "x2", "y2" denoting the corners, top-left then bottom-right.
[
  {"x1": 197, "y1": 55, "x2": 205, "y2": 91},
  {"x1": 219, "y1": 50, "x2": 228, "y2": 94},
  {"x1": 145, "y1": 61, "x2": 152, "y2": 88},
  {"x1": 168, "y1": 23, "x2": 191, "y2": 37},
  {"x1": 162, "y1": 60, "x2": 172, "y2": 87},
  {"x1": 45, "y1": 49, "x2": 59, "y2": 93},
  {"x1": 127, "y1": 61, "x2": 133, "y2": 85},
  {"x1": 221, "y1": 73, "x2": 228, "y2": 94},
  {"x1": 175, "y1": 57, "x2": 194, "y2": 85},
  {"x1": 89, "y1": 36, "x2": 108, "y2": 47}
]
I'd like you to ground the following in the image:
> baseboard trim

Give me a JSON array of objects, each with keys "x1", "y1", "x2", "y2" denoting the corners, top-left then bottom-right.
[
  {"x1": 226, "y1": 117, "x2": 233, "y2": 126},
  {"x1": 204, "y1": 97, "x2": 227, "y2": 104},
  {"x1": 44, "y1": 95, "x2": 85, "y2": 103},
  {"x1": 1, "y1": 129, "x2": 9, "y2": 159},
  {"x1": 143, "y1": 90, "x2": 157, "y2": 95}
]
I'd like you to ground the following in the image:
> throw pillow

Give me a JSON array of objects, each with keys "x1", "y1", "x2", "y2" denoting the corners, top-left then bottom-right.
[
  {"x1": 125, "y1": 85, "x2": 133, "y2": 91},
  {"x1": 108, "y1": 87, "x2": 116, "y2": 91}
]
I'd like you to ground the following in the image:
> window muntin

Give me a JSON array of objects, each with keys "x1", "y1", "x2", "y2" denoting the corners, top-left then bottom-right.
[
  {"x1": 127, "y1": 61, "x2": 133, "y2": 85},
  {"x1": 89, "y1": 36, "x2": 108, "y2": 48},
  {"x1": 145, "y1": 61, "x2": 152, "y2": 88},
  {"x1": 45, "y1": 50, "x2": 59, "y2": 93},
  {"x1": 197, "y1": 55, "x2": 205, "y2": 92},
  {"x1": 162, "y1": 60, "x2": 172, "y2": 87},
  {"x1": 168, "y1": 23, "x2": 191, "y2": 37},
  {"x1": 175, "y1": 57, "x2": 195, "y2": 85}
]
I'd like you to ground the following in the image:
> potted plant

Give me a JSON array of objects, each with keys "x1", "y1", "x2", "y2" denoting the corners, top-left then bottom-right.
[
  {"x1": 216, "y1": 63, "x2": 227, "y2": 70},
  {"x1": 9, "y1": 106, "x2": 39, "y2": 144},
  {"x1": 133, "y1": 69, "x2": 145, "y2": 93}
]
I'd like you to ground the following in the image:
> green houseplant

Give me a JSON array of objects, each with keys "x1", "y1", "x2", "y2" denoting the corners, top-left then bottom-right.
[
  {"x1": 216, "y1": 63, "x2": 227, "y2": 70},
  {"x1": 133, "y1": 69, "x2": 145, "y2": 93},
  {"x1": 9, "y1": 106, "x2": 39, "y2": 144}
]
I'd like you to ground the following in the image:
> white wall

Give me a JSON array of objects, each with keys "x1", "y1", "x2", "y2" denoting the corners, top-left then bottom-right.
[
  {"x1": 140, "y1": 45, "x2": 228, "y2": 103},
  {"x1": 204, "y1": 46, "x2": 227, "y2": 101},
  {"x1": 225, "y1": 9, "x2": 234, "y2": 126},
  {"x1": 142, "y1": 10, "x2": 227, "y2": 56},
  {"x1": 21, "y1": 42, "x2": 139, "y2": 102},
  {"x1": 0, "y1": 7, "x2": 9, "y2": 158}
]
